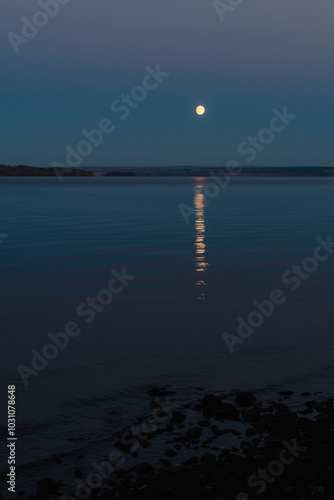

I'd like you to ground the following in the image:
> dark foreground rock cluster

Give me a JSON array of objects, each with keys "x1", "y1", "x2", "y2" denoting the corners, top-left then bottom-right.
[{"x1": 11, "y1": 389, "x2": 334, "y2": 500}]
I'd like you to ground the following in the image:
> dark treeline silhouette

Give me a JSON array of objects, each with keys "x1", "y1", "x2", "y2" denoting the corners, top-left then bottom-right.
[
  {"x1": 1, "y1": 164, "x2": 334, "y2": 177},
  {"x1": 0, "y1": 165, "x2": 93, "y2": 177}
]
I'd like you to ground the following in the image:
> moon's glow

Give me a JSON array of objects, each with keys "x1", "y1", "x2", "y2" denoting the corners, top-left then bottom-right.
[{"x1": 196, "y1": 105, "x2": 205, "y2": 115}]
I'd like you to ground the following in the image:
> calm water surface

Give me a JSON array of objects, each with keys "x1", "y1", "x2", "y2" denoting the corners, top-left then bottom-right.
[{"x1": 1, "y1": 176, "x2": 334, "y2": 468}]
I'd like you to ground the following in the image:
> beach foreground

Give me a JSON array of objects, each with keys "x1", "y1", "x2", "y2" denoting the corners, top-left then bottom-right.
[{"x1": 10, "y1": 388, "x2": 334, "y2": 500}]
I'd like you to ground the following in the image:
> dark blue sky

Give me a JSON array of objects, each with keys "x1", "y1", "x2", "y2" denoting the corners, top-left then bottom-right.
[{"x1": 1, "y1": 0, "x2": 333, "y2": 167}]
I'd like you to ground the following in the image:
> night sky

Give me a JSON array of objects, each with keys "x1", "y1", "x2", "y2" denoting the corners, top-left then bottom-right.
[{"x1": 1, "y1": 0, "x2": 333, "y2": 167}]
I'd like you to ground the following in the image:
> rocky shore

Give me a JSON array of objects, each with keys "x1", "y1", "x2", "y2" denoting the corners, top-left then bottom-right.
[{"x1": 8, "y1": 388, "x2": 334, "y2": 500}]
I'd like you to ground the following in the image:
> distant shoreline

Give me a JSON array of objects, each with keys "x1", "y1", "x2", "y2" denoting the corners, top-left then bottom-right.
[{"x1": 1, "y1": 164, "x2": 334, "y2": 177}]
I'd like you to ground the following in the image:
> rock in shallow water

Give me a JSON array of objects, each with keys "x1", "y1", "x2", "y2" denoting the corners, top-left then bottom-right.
[
  {"x1": 147, "y1": 386, "x2": 176, "y2": 397},
  {"x1": 213, "y1": 403, "x2": 239, "y2": 421},
  {"x1": 164, "y1": 448, "x2": 177, "y2": 457},
  {"x1": 201, "y1": 394, "x2": 224, "y2": 417},
  {"x1": 235, "y1": 391, "x2": 257, "y2": 407},
  {"x1": 35, "y1": 478, "x2": 61, "y2": 499},
  {"x1": 170, "y1": 410, "x2": 186, "y2": 423},
  {"x1": 133, "y1": 462, "x2": 155, "y2": 476}
]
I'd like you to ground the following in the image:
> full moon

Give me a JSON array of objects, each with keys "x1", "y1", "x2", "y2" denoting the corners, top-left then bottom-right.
[{"x1": 196, "y1": 105, "x2": 205, "y2": 116}]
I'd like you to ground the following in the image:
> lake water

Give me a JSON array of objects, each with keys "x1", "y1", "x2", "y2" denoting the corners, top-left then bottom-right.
[{"x1": 1, "y1": 176, "x2": 334, "y2": 472}]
